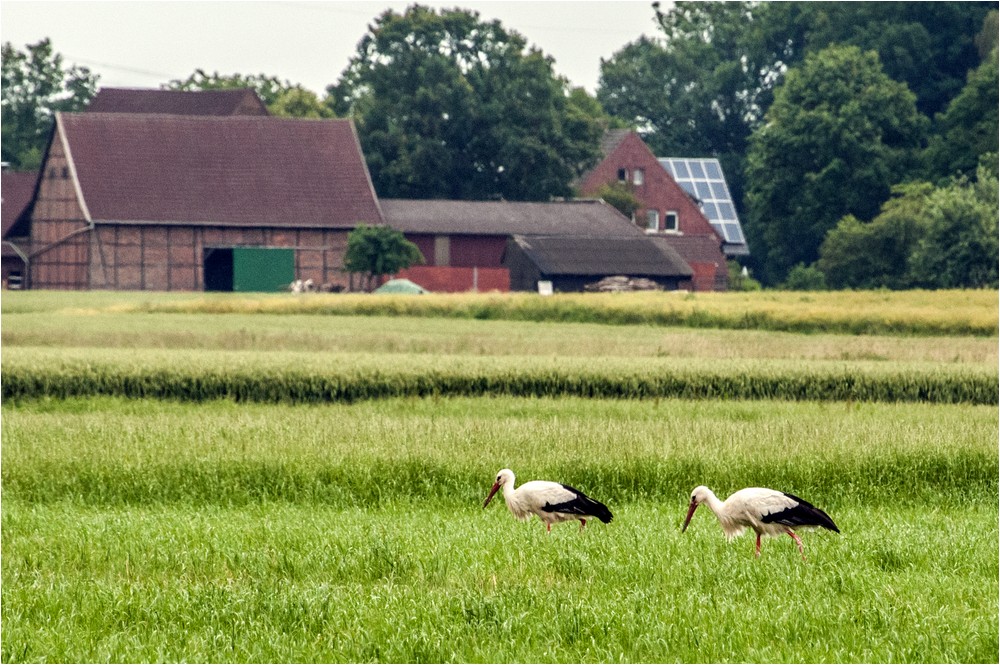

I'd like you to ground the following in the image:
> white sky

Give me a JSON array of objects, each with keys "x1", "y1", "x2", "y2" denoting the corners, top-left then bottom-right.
[{"x1": 0, "y1": 1, "x2": 665, "y2": 96}]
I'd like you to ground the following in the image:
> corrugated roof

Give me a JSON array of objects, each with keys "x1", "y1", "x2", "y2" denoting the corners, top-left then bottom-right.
[
  {"x1": 511, "y1": 234, "x2": 692, "y2": 277},
  {"x1": 1, "y1": 171, "x2": 39, "y2": 238},
  {"x1": 58, "y1": 112, "x2": 383, "y2": 228},
  {"x1": 381, "y1": 198, "x2": 642, "y2": 237},
  {"x1": 85, "y1": 87, "x2": 269, "y2": 116}
]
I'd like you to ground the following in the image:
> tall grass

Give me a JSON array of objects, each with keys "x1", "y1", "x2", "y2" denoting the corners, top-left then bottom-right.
[
  {"x1": 2, "y1": 289, "x2": 996, "y2": 336},
  {"x1": 3, "y1": 347, "x2": 995, "y2": 405},
  {"x1": 4, "y1": 397, "x2": 996, "y2": 507},
  {"x1": 3, "y1": 311, "x2": 997, "y2": 364}
]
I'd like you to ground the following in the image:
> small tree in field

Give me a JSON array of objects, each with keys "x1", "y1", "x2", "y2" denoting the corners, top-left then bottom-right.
[{"x1": 344, "y1": 224, "x2": 424, "y2": 292}]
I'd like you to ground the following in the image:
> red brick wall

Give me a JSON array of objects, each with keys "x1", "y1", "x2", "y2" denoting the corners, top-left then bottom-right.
[{"x1": 394, "y1": 265, "x2": 510, "y2": 292}]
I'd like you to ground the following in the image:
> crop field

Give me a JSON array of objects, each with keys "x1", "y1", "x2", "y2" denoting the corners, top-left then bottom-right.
[{"x1": 2, "y1": 290, "x2": 997, "y2": 663}]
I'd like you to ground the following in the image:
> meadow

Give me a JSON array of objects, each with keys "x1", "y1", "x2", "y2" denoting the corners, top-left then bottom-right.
[{"x1": 2, "y1": 289, "x2": 997, "y2": 663}]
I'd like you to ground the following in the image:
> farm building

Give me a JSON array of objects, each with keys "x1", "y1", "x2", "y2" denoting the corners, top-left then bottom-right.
[
  {"x1": 1, "y1": 169, "x2": 39, "y2": 289},
  {"x1": 381, "y1": 198, "x2": 693, "y2": 292},
  {"x1": 85, "y1": 87, "x2": 270, "y2": 116},
  {"x1": 505, "y1": 235, "x2": 692, "y2": 293},
  {"x1": 15, "y1": 111, "x2": 383, "y2": 291},
  {"x1": 576, "y1": 129, "x2": 734, "y2": 291}
]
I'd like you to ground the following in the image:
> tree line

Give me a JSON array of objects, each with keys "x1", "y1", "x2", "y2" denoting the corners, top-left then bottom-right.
[{"x1": 3, "y1": 2, "x2": 996, "y2": 289}]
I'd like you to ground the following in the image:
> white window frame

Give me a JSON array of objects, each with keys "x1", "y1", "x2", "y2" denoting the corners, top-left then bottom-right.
[
  {"x1": 664, "y1": 211, "x2": 679, "y2": 232},
  {"x1": 646, "y1": 209, "x2": 659, "y2": 231},
  {"x1": 633, "y1": 168, "x2": 645, "y2": 186}
]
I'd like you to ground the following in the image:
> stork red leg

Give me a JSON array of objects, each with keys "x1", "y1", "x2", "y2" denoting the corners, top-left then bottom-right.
[
  {"x1": 755, "y1": 533, "x2": 762, "y2": 558},
  {"x1": 786, "y1": 530, "x2": 806, "y2": 560},
  {"x1": 579, "y1": 518, "x2": 587, "y2": 531}
]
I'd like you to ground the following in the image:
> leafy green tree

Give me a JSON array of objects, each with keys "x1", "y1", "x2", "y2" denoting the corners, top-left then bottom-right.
[
  {"x1": 817, "y1": 183, "x2": 934, "y2": 290},
  {"x1": 268, "y1": 87, "x2": 334, "y2": 119},
  {"x1": 329, "y1": 5, "x2": 606, "y2": 201},
  {"x1": 344, "y1": 224, "x2": 424, "y2": 292},
  {"x1": 907, "y1": 167, "x2": 999, "y2": 289},
  {"x1": 924, "y1": 48, "x2": 998, "y2": 181},
  {"x1": 744, "y1": 45, "x2": 927, "y2": 285},
  {"x1": 780, "y1": 263, "x2": 827, "y2": 291},
  {"x1": 168, "y1": 69, "x2": 333, "y2": 117},
  {"x1": 597, "y1": 2, "x2": 991, "y2": 216},
  {"x1": 1, "y1": 39, "x2": 99, "y2": 169},
  {"x1": 592, "y1": 181, "x2": 642, "y2": 221},
  {"x1": 168, "y1": 69, "x2": 289, "y2": 105}
]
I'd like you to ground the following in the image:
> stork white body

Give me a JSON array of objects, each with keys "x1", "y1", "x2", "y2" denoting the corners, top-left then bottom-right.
[
  {"x1": 682, "y1": 485, "x2": 839, "y2": 559},
  {"x1": 483, "y1": 469, "x2": 613, "y2": 532}
]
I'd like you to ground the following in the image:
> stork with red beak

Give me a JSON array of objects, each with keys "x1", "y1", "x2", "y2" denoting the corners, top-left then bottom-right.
[
  {"x1": 483, "y1": 468, "x2": 613, "y2": 532},
  {"x1": 682, "y1": 485, "x2": 839, "y2": 559}
]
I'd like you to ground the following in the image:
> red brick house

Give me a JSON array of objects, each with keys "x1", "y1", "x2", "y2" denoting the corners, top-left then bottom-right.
[
  {"x1": 18, "y1": 112, "x2": 383, "y2": 291},
  {"x1": 576, "y1": 130, "x2": 729, "y2": 291}
]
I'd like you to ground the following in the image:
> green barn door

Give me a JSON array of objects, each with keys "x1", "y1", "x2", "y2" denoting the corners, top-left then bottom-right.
[{"x1": 231, "y1": 248, "x2": 295, "y2": 292}]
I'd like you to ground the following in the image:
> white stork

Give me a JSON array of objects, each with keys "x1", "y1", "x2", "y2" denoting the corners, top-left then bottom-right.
[
  {"x1": 682, "y1": 485, "x2": 839, "y2": 559},
  {"x1": 483, "y1": 468, "x2": 613, "y2": 532}
]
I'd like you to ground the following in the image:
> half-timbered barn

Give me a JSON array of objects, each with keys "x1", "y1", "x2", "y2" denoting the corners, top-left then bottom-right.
[{"x1": 22, "y1": 111, "x2": 383, "y2": 291}]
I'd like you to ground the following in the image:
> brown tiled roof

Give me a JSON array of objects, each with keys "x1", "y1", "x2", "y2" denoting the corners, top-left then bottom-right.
[
  {"x1": 381, "y1": 198, "x2": 642, "y2": 237},
  {"x1": 510, "y1": 234, "x2": 692, "y2": 277},
  {"x1": 2, "y1": 171, "x2": 39, "y2": 238},
  {"x1": 85, "y1": 87, "x2": 269, "y2": 116},
  {"x1": 58, "y1": 113, "x2": 383, "y2": 228},
  {"x1": 657, "y1": 234, "x2": 724, "y2": 264}
]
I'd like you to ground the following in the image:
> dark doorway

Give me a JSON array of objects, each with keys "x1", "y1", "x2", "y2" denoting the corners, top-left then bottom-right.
[{"x1": 203, "y1": 248, "x2": 234, "y2": 291}]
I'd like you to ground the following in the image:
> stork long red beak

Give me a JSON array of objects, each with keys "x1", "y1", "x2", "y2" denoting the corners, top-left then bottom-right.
[
  {"x1": 682, "y1": 500, "x2": 698, "y2": 532},
  {"x1": 483, "y1": 481, "x2": 501, "y2": 508}
]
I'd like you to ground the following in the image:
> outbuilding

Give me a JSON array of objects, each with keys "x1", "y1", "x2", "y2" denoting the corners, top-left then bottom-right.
[{"x1": 18, "y1": 111, "x2": 383, "y2": 291}]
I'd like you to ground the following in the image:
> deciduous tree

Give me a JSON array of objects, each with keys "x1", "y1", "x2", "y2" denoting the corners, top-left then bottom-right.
[
  {"x1": 329, "y1": 5, "x2": 606, "y2": 201},
  {"x1": 1, "y1": 39, "x2": 99, "y2": 169},
  {"x1": 344, "y1": 224, "x2": 424, "y2": 292},
  {"x1": 744, "y1": 45, "x2": 927, "y2": 285}
]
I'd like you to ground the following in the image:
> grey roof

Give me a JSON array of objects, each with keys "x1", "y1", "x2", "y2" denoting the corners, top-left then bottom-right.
[
  {"x1": 381, "y1": 198, "x2": 642, "y2": 237},
  {"x1": 598, "y1": 129, "x2": 632, "y2": 158},
  {"x1": 510, "y1": 235, "x2": 692, "y2": 277}
]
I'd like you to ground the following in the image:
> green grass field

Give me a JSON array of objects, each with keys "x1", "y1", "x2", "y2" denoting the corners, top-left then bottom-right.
[{"x1": 2, "y1": 290, "x2": 997, "y2": 662}]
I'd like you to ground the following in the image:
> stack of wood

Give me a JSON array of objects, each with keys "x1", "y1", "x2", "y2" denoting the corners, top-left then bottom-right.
[{"x1": 584, "y1": 275, "x2": 662, "y2": 292}]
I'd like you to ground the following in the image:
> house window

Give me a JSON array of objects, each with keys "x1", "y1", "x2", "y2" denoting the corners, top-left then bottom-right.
[
  {"x1": 646, "y1": 209, "x2": 659, "y2": 231},
  {"x1": 633, "y1": 168, "x2": 644, "y2": 186},
  {"x1": 617, "y1": 168, "x2": 627, "y2": 182},
  {"x1": 664, "y1": 211, "x2": 679, "y2": 232}
]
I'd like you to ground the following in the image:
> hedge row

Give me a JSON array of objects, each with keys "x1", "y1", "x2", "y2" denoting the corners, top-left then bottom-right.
[{"x1": 3, "y1": 350, "x2": 995, "y2": 405}]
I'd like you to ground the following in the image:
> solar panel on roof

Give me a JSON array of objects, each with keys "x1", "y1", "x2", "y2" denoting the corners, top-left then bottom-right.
[{"x1": 658, "y1": 157, "x2": 748, "y2": 249}]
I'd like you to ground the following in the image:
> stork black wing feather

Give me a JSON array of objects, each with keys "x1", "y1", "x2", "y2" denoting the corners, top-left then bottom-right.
[
  {"x1": 541, "y1": 485, "x2": 613, "y2": 523},
  {"x1": 761, "y1": 492, "x2": 839, "y2": 532}
]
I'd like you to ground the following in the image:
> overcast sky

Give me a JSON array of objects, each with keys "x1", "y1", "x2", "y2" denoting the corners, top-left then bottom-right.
[{"x1": 0, "y1": 1, "x2": 664, "y2": 96}]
